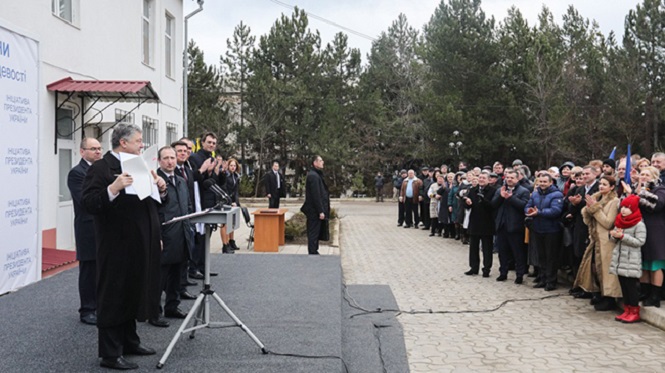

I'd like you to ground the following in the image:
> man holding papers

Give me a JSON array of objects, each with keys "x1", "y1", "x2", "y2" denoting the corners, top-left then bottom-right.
[{"x1": 82, "y1": 123, "x2": 167, "y2": 370}]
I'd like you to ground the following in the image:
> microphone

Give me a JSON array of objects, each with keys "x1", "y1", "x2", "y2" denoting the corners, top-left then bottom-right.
[{"x1": 203, "y1": 179, "x2": 232, "y2": 205}]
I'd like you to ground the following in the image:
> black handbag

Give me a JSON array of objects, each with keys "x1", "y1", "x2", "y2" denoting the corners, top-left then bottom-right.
[{"x1": 319, "y1": 219, "x2": 330, "y2": 241}]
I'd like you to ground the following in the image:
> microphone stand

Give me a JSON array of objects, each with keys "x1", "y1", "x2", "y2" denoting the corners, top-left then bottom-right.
[{"x1": 156, "y1": 208, "x2": 266, "y2": 369}]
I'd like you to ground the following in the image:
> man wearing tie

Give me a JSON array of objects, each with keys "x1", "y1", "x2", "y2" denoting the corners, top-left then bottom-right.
[
  {"x1": 171, "y1": 141, "x2": 198, "y2": 300},
  {"x1": 67, "y1": 137, "x2": 103, "y2": 325},
  {"x1": 265, "y1": 161, "x2": 285, "y2": 208},
  {"x1": 155, "y1": 146, "x2": 193, "y2": 321},
  {"x1": 82, "y1": 123, "x2": 167, "y2": 370}
]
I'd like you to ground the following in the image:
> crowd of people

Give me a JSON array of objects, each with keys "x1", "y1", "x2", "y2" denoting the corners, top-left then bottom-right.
[{"x1": 394, "y1": 154, "x2": 665, "y2": 324}]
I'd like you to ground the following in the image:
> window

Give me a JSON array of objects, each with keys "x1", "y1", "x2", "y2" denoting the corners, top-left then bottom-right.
[
  {"x1": 165, "y1": 13, "x2": 175, "y2": 78},
  {"x1": 115, "y1": 109, "x2": 135, "y2": 125},
  {"x1": 142, "y1": 116, "x2": 158, "y2": 148},
  {"x1": 166, "y1": 122, "x2": 178, "y2": 145},
  {"x1": 56, "y1": 108, "x2": 74, "y2": 140},
  {"x1": 51, "y1": 0, "x2": 75, "y2": 23},
  {"x1": 142, "y1": 0, "x2": 153, "y2": 65}
]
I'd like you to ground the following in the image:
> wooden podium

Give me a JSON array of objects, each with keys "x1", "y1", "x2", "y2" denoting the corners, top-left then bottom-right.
[{"x1": 251, "y1": 208, "x2": 288, "y2": 252}]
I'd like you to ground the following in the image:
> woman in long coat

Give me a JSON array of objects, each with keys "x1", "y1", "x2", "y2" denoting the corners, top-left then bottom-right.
[
  {"x1": 574, "y1": 176, "x2": 621, "y2": 311},
  {"x1": 428, "y1": 172, "x2": 443, "y2": 236},
  {"x1": 448, "y1": 173, "x2": 462, "y2": 239},
  {"x1": 634, "y1": 166, "x2": 665, "y2": 307}
]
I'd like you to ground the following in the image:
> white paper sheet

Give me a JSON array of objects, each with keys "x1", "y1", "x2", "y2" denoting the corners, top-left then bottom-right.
[{"x1": 119, "y1": 150, "x2": 161, "y2": 202}]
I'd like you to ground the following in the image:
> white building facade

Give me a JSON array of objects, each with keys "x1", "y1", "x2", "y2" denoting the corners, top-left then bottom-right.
[{"x1": 0, "y1": 0, "x2": 184, "y2": 293}]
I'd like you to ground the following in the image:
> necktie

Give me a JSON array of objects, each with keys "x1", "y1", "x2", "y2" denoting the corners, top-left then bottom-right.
[
  {"x1": 169, "y1": 175, "x2": 175, "y2": 186},
  {"x1": 180, "y1": 166, "x2": 188, "y2": 182}
]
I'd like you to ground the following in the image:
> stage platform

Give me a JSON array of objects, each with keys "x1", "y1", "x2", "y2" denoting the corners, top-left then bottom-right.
[{"x1": 0, "y1": 254, "x2": 408, "y2": 372}]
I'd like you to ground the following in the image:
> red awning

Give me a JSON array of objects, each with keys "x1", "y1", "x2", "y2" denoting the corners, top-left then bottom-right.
[{"x1": 47, "y1": 77, "x2": 160, "y2": 102}]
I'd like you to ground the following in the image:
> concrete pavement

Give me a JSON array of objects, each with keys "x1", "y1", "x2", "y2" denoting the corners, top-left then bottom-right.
[
  {"x1": 339, "y1": 201, "x2": 665, "y2": 372},
  {"x1": 215, "y1": 199, "x2": 665, "y2": 371}
]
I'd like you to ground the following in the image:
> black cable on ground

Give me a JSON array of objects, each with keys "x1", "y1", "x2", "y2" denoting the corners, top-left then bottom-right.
[
  {"x1": 341, "y1": 280, "x2": 566, "y2": 319},
  {"x1": 264, "y1": 349, "x2": 349, "y2": 373}
]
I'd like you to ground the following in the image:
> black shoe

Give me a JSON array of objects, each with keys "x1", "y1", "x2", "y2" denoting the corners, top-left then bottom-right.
[
  {"x1": 189, "y1": 271, "x2": 204, "y2": 280},
  {"x1": 594, "y1": 297, "x2": 617, "y2": 311},
  {"x1": 80, "y1": 313, "x2": 97, "y2": 325},
  {"x1": 573, "y1": 291, "x2": 592, "y2": 299},
  {"x1": 533, "y1": 282, "x2": 546, "y2": 288},
  {"x1": 179, "y1": 291, "x2": 197, "y2": 300},
  {"x1": 229, "y1": 240, "x2": 239, "y2": 251},
  {"x1": 590, "y1": 292, "x2": 602, "y2": 305},
  {"x1": 643, "y1": 292, "x2": 661, "y2": 308},
  {"x1": 210, "y1": 272, "x2": 218, "y2": 276},
  {"x1": 403, "y1": 225, "x2": 412, "y2": 228},
  {"x1": 222, "y1": 244, "x2": 235, "y2": 254},
  {"x1": 397, "y1": 223, "x2": 403, "y2": 227},
  {"x1": 514, "y1": 277, "x2": 523, "y2": 284},
  {"x1": 100, "y1": 356, "x2": 138, "y2": 370},
  {"x1": 184, "y1": 279, "x2": 198, "y2": 286},
  {"x1": 482, "y1": 272, "x2": 490, "y2": 278},
  {"x1": 464, "y1": 270, "x2": 478, "y2": 276},
  {"x1": 429, "y1": 232, "x2": 435, "y2": 237},
  {"x1": 148, "y1": 317, "x2": 170, "y2": 328},
  {"x1": 496, "y1": 275, "x2": 507, "y2": 282},
  {"x1": 544, "y1": 284, "x2": 557, "y2": 291},
  {"x1": 421, "y1": 226, "x2": 430, "y2": 230},
  {"x1": 164, "y1": 308, "x2": 188, "y2": 319},
  {"x1": 124, "y1": 344, "x2": 156, "y2": 356}
]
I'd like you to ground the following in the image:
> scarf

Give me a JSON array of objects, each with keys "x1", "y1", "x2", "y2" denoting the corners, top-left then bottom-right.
[{"x1": 614, "y1": 194, "x2": 642, "y2": 229}]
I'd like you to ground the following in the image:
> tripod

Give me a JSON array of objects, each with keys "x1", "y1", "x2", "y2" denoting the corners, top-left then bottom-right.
[{"x1": 157, "y1": 208, "x2": 266, "y2": 369}]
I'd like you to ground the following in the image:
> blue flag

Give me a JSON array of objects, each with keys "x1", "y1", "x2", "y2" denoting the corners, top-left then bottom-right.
[
  {"x1": 609, "y1": 146, "x2": 617, "y2": 160},
  {"x1": 625, "y1": 144, "x2": 632, "y2": 185}
]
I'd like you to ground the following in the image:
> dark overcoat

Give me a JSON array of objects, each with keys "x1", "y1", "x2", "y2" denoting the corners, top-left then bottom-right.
[
  {"x1": 467, "y1": 185, "x2": 497, "y2": 236},
  {"x1": 67, "y1": 159, "x2": 96, "y2": 261},
  {"x1": 157, "y1": 169, "x2": 194, "y2": 265},
  {"x1": 638, "y1": 184, "x2": 665, "y2": 262},
  {"x1": 570, "y1": 182, "x2": 599, "y2": 256},
  {"x1": 491, "y1": 184, "x2": 530, "y2": 233},
  {"x1": 436, "y1": 186, "x2": 451, "y2": 224},
  {"x1": 82, "y1": 151, "x2": 162, "y2": 327},
  {"x1": 301, "y1": 168, "x2": 330, "y2": 219}
]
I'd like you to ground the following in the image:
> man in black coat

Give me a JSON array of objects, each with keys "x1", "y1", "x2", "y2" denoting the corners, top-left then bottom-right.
[
  {"x1": 464, "y1": 171, "x2": 497, "y2": 277},
  {"x1": 418, "y1": 167, "x2": 433, "y2": 229},
  {"x1": 67, "y1": 137, "x2": 103, "y2": 325},
  {"x1": 156, "y1": 147, "x2": 194, "y2": 321},
  {"x1": 265, "y1": 160, "x2": 285, "y2": 208},
  {"x1": 172, "y1": 141, "x2": 198, "y2": 298},
  {"x1": 82, "y1": 123, "x2": 167, "y2": 370},
  {"x1": 187, "y1": 133, "x2": 224, "y2": 278},
  {"x1": 568, "y1": 165, "x2": 599, "y2": 273},
  {"x1": 491, "y1": 169, "x2": 530, "y2": 284},
  {"x1": 301, "y1": 155, "x2": 330, "y2": 255}
]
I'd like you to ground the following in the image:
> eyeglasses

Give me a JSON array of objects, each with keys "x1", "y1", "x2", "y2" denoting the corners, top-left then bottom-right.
[{"x1": 84, "y1": 147, "x2": 103, "y2": 151}]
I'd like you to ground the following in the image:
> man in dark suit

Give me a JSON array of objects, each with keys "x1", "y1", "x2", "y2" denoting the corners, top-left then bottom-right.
[
  {"x1": 82, "y1": 123, "x2": 167, "y2": 370},
  {"x1": 568, "y1": 165, "x2": 599, "y2": 280},
  {"x1": 491, "y1": 169, "x2": 531, "y2": 284},
  {"x1": 155, "y1": 146, "x2": 193, "y2": 321},
  {"x1": 464, "y1": 171, "x2": 497, "y2": 277},
  {"x1": 301, "y1": 155, "x2": 330, "y2": 255},
  {"x1": 187, "y1": 133, "x2": 224, "y2": 278},
  {"x1": 265, "y1": 160, "x2": 285, "y2": 208},
  {"x1": 67, "y1": 137, "x2": 103, "y2": 325},
  {"x1": 171, "y1": 141, "x2": 198, "y2": 299}
]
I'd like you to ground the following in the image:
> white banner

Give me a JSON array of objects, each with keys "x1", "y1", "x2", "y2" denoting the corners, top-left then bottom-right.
[{"x1": 0, "y1": 26, "x2": 39, "y2": 294}]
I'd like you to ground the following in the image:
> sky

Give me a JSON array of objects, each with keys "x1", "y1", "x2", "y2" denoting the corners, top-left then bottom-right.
[{"x1": 184, "y1": 0, "x2": 643, "y2": 67}]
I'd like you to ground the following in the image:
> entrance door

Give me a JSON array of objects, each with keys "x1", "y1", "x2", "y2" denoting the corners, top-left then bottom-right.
[{"x1": 56, "y1": 108, "x2": 76, "y2": 250}]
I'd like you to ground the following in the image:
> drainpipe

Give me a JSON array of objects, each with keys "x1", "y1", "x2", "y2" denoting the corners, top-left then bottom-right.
[{"x1": 183, "y1": 0, "x2": 204, "y2": 137}]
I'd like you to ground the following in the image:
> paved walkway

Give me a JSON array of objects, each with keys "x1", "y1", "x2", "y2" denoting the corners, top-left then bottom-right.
[{"x1": 339, "y1": 201, "x2": 665, "y2": 372}]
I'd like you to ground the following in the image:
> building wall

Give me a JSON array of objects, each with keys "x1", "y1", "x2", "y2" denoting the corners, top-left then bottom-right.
[{"x1": 0, "y1": 0, "x2": 184, "y2": 249}]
